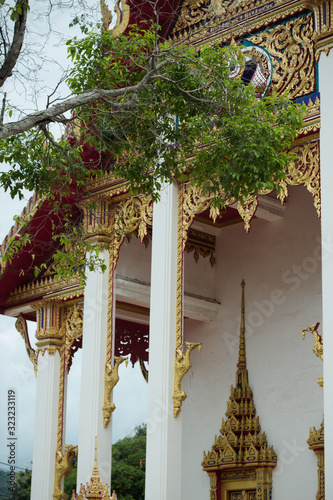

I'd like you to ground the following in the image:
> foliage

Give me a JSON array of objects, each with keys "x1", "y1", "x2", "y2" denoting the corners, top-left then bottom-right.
[
  {"x1": 64, "y1": 457, "x2": 77, "y2": 497},
  {"x1": 62, "y1": 425, "x2": 146, "y2": 499},
  {"x1": 0, "y1": 16, "x2": 305, "y2": 278},
  {"x1": 0, "y1": 467, "x2": 32, "y2": 499},
  {"x1": 0, "y1": 23, "x2": 304, "y2": 203},
  {"x1": 16, "y1": 467, "x2": 31, "y2": 500},
  {"x1": 65, "y1": 24, "x2": 304, "y2": 204},
  {"x1": 0, "y1": 469, "x2": 12, "y2": 500},
  {"x1": 110, "y1": 424, "x2": 146, "y2": 500}
]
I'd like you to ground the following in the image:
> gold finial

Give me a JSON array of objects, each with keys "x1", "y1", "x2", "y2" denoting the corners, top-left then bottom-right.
[
  {"x1": 237, "y1": 280, "x2": 247, "y2": 370},
  {"x1": 85, "y1": 436, "x2": 106, "y2": 499},
  {"x1": 240, "y1": 279, "x2": 245, "y2": 334},
  {"x1": 236, "y1": 280, "x2": 248, "y2": 389}
]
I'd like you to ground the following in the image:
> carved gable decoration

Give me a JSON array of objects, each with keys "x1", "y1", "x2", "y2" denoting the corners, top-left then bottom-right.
[
  {"x1": 174, "y1": 0, "x2": 270, "y2": 33},
  {"x1": 174, "y1": 0, "x2": 211, "y2": 31},
  {"x1": 248, "y1": 14, "x2": 315, "y2": 99}
]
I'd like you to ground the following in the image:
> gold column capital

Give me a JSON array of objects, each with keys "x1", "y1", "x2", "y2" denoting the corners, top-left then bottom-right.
[
  {"x1": 80, "y1": 197, "x2": 114, "y2": 245},
  {"x1": 33, "y1": 299, "x2": 66, "y2": 353}
]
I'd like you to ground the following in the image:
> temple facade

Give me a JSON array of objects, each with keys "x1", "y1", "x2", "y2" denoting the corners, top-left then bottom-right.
[{"x1": 0, "y1": 0, "x2": 331, "y2": 499}]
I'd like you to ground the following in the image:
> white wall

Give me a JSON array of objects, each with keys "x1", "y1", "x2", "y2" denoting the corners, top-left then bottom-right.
[
  {"x1": 116, "y1": 234, "x2": 152, "y2": 283},
  {"x1": 181, "y1": 186, "x2": 323, "y2": 500}
]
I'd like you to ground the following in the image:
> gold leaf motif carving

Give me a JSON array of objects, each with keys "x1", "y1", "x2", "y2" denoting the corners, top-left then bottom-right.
[
  {"x1": 103, "y1": 356, "x2": 128, "y2": 428},
  {"x1": 111, "y1": 194, "x2": 153, "y2": 254},
  {"x1": 174, "y1": 0, "x2": 272, "y2": 32},
  {"x1": 237, "y1": 196, "x2": 259, "y2": 233},
  {"x1": 54, "y1": 444, "x2": 78, "y2": 500},
  {"x1": 174, "y1": 0, "x2": 211, "y2": 31},
  {"x1": 173, "y1": 341, "x2": 202, "y2": 417},
  {"x1": 64, "y1": 302, "x2": 84, "y2": 370},
  {"x1": 15, "y1": 315, "x2": 37, "y2": 376},
  {"x1": 283, "y1": 141, "x2": 320, "y2": 217},
  {"x1": 302, "y1": 322, "x2": 323, "y2": 362},
  {"x1": 248, "y1": 14, "x2": 315, "y2": 99}
]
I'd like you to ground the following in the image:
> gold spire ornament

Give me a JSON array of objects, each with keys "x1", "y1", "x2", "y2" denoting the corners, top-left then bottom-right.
[
  {"x1": 202, "y1": 282, "x2": 277, "y2": 500},
  {"x1": 236, "y1": 280, "x2": 249, "y2": 389},
  {"x1": 72, "y1": 437, "x2": 112, "y2": 500}
]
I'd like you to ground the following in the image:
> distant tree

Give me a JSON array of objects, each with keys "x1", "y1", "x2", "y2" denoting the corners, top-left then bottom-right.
[
  {"x1": 16, "y1": 467, "x2": 31, "y2": 500},
  {"x1": 0, "y1": 469, "x2": 12, "y2": 500},
  {"x1": 64, "y1": 457, "x2": 77, "y2": 497},
  {"x1": 13, "y1": 462, "x2": 77, "y2": 499},
  {"x1": 111, "y1": 424, "x2": 146, "y2": 500}
]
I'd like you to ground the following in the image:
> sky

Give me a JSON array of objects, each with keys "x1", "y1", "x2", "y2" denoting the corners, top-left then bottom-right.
[{"x1": 0, "y1": 0, "x2": 147, "y2": 474}]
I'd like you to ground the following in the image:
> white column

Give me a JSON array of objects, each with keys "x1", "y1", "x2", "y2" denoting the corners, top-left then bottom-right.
[
  {"x1": 77, "y1": 249, "x2": 113, "y2": 487},
  {"x1": 145, "y1": 183, "x2": 182, "y2": 500},
  {"x1": 319, "y1": 49, "x2": 333, "y2": 496},
  {"x1": 31, "y1": 350, "x2": 61, "y2": 499}
]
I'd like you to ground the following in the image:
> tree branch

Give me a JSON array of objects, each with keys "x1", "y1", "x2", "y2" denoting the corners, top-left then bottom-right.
[
  {"x1": 0, "y1": 59, "x2": 172, "y2": 140},
  {"x1": 0, "y1": 0, "x2": 29, "y2": 89},
  {"x1": 0, "y1": 92, "x2": 6, "y2": 126}
]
